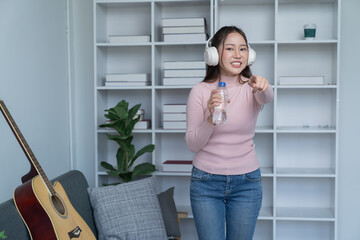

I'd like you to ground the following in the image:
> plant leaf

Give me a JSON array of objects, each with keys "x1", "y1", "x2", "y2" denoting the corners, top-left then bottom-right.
[
  {"x1": 128, "y1": 104, "x2": 141, "y2": 122},
  {"x1": 105, "y1": 134, "x2": 131, "y2": 146},
  {"x1": 106, "y1": 170, "x2": 128, "y2": 177},
  {"x1": 129, "y1": 144, "x2": 155, "y2": 167},
  {"x1": 118, "y1": 172, "x2": 133, "y2": 183},
  {"x1": 100, "y1": 162, "x2": 116, "y2": 171},
  {"x1": 127, "y1": 144, "x2": 135, "y2": 162},
  {"x1": 131, "y1": 163, "x2": 156, "y2": 181},
  {"x1": 0, "y1": 231, "x2": 7, "y2": 239},
  {"x1": 113, "y1": 101, "x2": 129, "y2": 120}
]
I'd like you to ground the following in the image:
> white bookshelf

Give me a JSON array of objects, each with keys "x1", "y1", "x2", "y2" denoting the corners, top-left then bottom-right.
[{"x1": 93, "y1": 0, "x2": 340, "y2": 239}]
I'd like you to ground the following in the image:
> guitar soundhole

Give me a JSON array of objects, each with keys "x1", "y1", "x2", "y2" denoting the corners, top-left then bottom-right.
[{"x1": 51, "y1": 195, "x2": 66, "y2": 216}]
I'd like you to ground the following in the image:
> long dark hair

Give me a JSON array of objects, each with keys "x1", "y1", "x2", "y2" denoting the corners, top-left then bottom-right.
[{"x1": 203, "y1": 26, "x2": 253, "y2": 84}]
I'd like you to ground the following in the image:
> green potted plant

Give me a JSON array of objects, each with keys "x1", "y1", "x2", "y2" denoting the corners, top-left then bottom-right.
[{"x1": 99, "y1": 100, "x2": 156, "y2": 184}]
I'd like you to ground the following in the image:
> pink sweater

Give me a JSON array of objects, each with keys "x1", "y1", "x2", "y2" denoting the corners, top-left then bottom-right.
[{"x1": 185, "y1": 75, "x2": 274, "y2": 175}]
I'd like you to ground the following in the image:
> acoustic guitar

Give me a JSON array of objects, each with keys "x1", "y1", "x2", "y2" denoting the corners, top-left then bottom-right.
[{"x1": 0, "y1": 99, "x2": 96, "y2": 240}]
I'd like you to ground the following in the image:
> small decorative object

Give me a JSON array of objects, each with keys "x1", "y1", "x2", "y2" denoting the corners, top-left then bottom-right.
[
  {"x1": 99, "y1": 100, "x2": 156, "y2": 184},
  {"x1": 0, "y1": 230, "x2": 7, "y2": 239},
  {"x1": 304, "y1": 23, "x2": 317, "y2": 40}
]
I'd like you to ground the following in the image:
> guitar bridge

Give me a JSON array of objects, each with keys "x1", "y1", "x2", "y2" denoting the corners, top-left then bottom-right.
[{"x1": 68, "y1": 226, "x2": 82, "y2": 239}]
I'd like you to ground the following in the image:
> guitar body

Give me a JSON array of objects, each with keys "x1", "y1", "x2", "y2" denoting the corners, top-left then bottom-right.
[
  {"x1": 14, "y1": 175, "x2": 96, "y2": 240},
  {"x1": 1, "y1": 100, "x2": 96, "y2": 239}
]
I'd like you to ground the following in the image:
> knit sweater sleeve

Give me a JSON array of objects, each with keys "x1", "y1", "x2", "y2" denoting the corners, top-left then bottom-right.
[
  {"x1": 185, "y1": 84, "x2": 215, "y2": 153},
  {"x1": 253, "y1": 84, "x2": 274, "y2": 105}
]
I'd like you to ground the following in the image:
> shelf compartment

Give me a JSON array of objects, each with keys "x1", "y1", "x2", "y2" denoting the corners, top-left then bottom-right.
[
  {"x1": 95, "y1": 46, "x2": 152, "y2": 87},
  {"x1": 250, "y1": 44, "x2": 275, "y2": 85},
  {"x1": 177, "y1": 218, "x2": 198, "y2": 240},
  {"x1": 276, "y1": 220, "x2": 334, "y2": 240},
  {"x1": 156, "y1": 177, "x2": 274, "y2": 219},
  {"x1": 254, "y1": 220, "x2": 273, "y2": 240},
  {"x1": 276, "y1": 133, "x2": 335, "y2": 173},
  {"x1": 154, "y1": 133, "x2": 194, "y2": 169},
  {"x1": 256, "y1": 101, "x2": 274, "y2": 130},
  {"x1": 276, "y1": 88, "x2": 337, "y2": 128},
  {"x1": 154, "y1": 88, "x2": 190, "y2": 129},
  {"x1": 154, "y1": 45, "x2": 205, "y2": 86},
  {"x1": 276, "y1": 167, "x2": 335, "y2": 177},
  {"x1": 96, "y1": 89, "x2": 152, "y2": 128},
  {"x1": 96, "y1": 132, "x2": 153, "y2": 173},
  {"x1": 276, "y1": 126, "x2": 336, "y2": 133},
  {"x1": 97, "y1": 174, "x2": 120, "y2": 186},
  {"x1": 277, "y1": 0, "x2": 338, "y2": 41},
  {"x1": 276, "y1": 177, "x2": 335, "y2": 219},
  {"x1": 260, "y1": 177, "x2": 274, "y2": 219},
  {"x1": 276, "y1": 207, "x2": 334, "y2": 220},
  {"x1": 215, "y1": 0, "x2": 275, "y2": 41},
  {"x1": 95, "y1": 2, "x2": 151, "y2": 44},
  {"x1": 254, "y1": 133, "x2": 274, "y2": 174},
  {"x1": 155, "y1": 175, "x2": 192, "y2": 211},
  {"x1": 255, "y1": 126, "x2": 274, "y2": 133},
  {"x1": 277, "y1": 43, "x2": 338, "y2": 85},
  {"x1": 153, "y1": 0, "x2": 211, "y2": 42}
]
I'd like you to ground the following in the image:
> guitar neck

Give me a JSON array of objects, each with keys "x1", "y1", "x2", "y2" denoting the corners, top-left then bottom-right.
[{"x1": 0, "y1": 100, "x2": 56, "y2": 196}]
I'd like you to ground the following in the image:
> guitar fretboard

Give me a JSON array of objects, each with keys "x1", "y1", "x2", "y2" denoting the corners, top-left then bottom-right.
[{"x1": 0, "y1": 100, "x2": 56, "y2": 196}]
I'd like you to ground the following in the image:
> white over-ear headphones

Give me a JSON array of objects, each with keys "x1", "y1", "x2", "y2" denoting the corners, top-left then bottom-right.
[{"x1": 204, "y1": 37, "x2": 256, "y2": 66}]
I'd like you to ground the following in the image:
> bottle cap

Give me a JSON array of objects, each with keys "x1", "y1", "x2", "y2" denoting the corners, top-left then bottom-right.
[{"x1": 218, "y1": 82, "x2": 226, "y2": 87}]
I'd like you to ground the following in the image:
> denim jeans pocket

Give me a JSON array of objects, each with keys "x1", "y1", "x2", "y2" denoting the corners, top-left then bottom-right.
[
  {"x1": 191, "y1": 166, "x2": 212, "y2": 181},
  {"x1": 244, "y1": 168, "x2": 262, "y2": 182}
]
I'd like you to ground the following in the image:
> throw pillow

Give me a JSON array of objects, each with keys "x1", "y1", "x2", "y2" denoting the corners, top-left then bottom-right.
[
  {"x1": 157, "y1": 187, "x2": 181, "y2": 237},
  {"x1": 87, "y1": 177, "x2": 167, "y2": 240}
]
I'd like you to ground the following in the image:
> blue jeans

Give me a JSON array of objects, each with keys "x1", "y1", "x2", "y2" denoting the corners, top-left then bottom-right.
[{"x1": 190, "y1": 167, "x2": 262, "y2": 240}]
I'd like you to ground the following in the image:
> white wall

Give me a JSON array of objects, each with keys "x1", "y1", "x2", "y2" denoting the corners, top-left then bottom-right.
[
  {"x1": 0, "y1": 1, "x2": 70, "y2": 202},
  {"x1": 68, "y1": 0, "x2": 95, "y2": 186},
  {"x1": 338, "y1": 0, "x2": 360, "y2": 238}
]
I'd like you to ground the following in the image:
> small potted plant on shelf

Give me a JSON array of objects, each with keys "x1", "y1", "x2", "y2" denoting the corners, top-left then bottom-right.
[{"x1": 99, "y1": 100, "x2": 155, "y2": 184}]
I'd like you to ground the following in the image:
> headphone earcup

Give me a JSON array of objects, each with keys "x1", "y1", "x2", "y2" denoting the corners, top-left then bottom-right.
[
  {"x1": 247, "y1": 47, "x2": 256, "y2": 66},
  {"x1": 204, "y1": 46, "x2": 219, "y2": 66}
]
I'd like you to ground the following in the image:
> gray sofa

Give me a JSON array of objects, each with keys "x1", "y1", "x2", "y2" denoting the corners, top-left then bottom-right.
[
  {"x1": 0, "y1": 170, "x2": 98, "y2": 239},
  {"x1": 0, "y1": 170, "x2": 183, "y2": 240}
]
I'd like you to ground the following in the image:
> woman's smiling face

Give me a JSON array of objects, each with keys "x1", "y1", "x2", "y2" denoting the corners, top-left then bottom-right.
[{"x1": 218, "y1": 32, "x2": 249, "y2": 77}]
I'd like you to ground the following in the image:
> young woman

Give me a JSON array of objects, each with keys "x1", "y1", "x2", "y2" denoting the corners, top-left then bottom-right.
[{"x1": 185, "y1": 26, "x2": 274, "y2": 240}]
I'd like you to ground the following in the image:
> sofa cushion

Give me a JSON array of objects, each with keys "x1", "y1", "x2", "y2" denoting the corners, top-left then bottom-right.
[
  {"x1": 157, "y1": 187, "x2": 181, "y2": 237},
  {"x1": 87, "y1": 176, "x2": 167, "y2": 240}
]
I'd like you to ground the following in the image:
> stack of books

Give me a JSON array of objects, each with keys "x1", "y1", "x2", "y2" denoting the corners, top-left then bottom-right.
[
  {"x1": 108, "y1": 35, "x2": 151, "y2": 43},
  {"x1": 162, "y1": 160, "x2": 193, "y2": 172},
  {"x1": 163, "y1": 61, "x2": 206, "y2": 86},
  {"x1": 161, "y1": 17, "x2": 208, "y2": 42},
  {"x1": 104, "y1": 74, "x2": 150, "y2": 87},
  {"x1": 163, "y1": 104, "x2": 187, "y2": 129},
  {"x1": 134, "y1": 119, "x2": 151, "y2": 130},
  {"x1": 134, "y1": 109, "x2": 151, "y2": 130}
]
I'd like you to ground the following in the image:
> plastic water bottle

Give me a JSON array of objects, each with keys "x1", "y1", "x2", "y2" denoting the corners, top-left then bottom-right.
[{"x1": 212, "y1": 82, "x2": 228, "y2": 125}]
